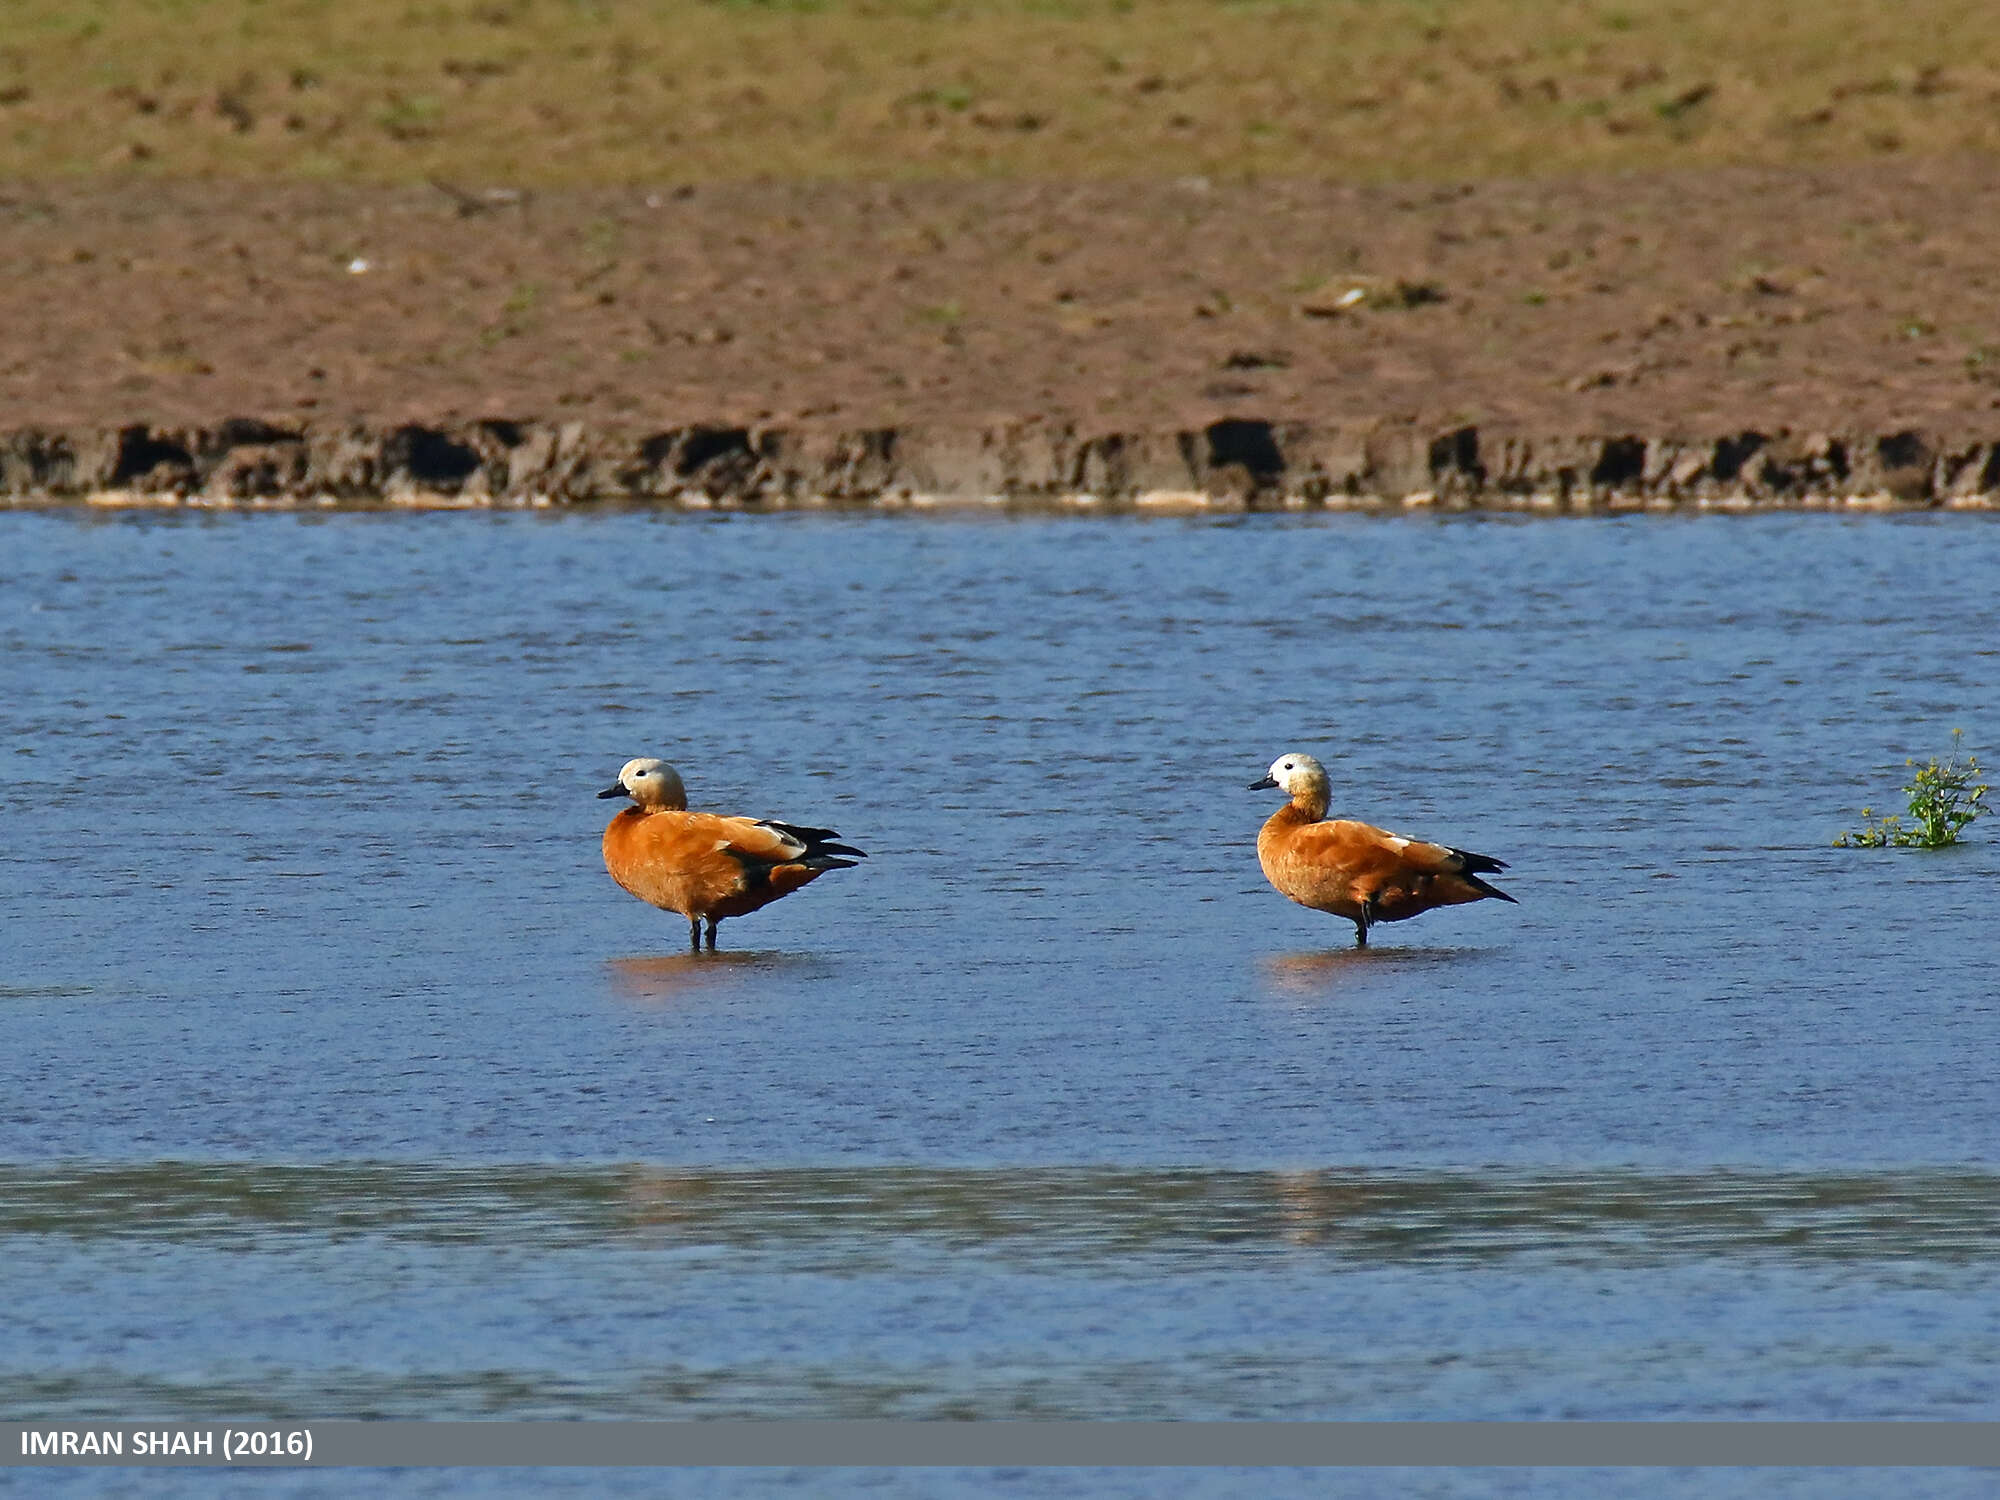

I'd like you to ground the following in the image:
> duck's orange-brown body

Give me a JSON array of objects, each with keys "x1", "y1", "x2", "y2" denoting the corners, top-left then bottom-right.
[
  {"x1": 1252, "y1": 752, "x2": 1514, "y2": 946},
  {"x1": 1257, "y1": 805, "x2": 1508, "y2": 926},
  {"x1": 602, "y1": 808, "x2": 845, "y2": 929}
]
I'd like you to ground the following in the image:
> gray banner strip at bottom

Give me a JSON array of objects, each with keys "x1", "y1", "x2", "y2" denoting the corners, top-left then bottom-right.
[{"x1": 5, "y1": 1422, "x2": 2000, "y2": 1468}]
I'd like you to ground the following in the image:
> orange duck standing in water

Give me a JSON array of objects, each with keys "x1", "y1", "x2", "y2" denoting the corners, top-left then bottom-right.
[
  {"x1": 599, "y1": 757, "x2": 864, "y2": 950},
  {"x1": 1250, "y1": 752, "x2": 1516, "y2": 948}
]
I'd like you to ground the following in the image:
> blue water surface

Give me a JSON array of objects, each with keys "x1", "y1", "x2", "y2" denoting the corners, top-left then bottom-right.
[{"x1": 1, "y1": 509, "x2": 1996, "y2": 1493}]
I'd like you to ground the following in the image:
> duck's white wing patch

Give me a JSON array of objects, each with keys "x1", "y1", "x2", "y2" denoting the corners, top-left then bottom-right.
[{"x1": 752, "y1": 821, "x2": 809, "y2": 857}]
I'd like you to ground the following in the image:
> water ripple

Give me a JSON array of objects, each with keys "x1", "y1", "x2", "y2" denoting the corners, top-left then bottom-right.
[{"x1": 4, "y1": 1162, "x2": 1995, "y2": 1265}]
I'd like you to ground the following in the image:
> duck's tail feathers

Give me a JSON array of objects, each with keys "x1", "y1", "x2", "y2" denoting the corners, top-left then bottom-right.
[
  {"x1": 1453, "y1": 847, "x2": 1509, "y2": 876},
  {"x1": 1450, "y1": 848, "x2": 1516, "y2": 903},
  {"x1": 802, "y1": 854, "x2": 862, "y2": 872}
]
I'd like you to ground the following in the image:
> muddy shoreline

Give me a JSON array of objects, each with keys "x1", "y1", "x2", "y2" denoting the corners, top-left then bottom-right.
[
  {"x1": 6, "y1": 417, "x2": 1998, "y2": 510},
  {"x1": 7, "y1": 164, "x2": 2000, "y2": 507}
]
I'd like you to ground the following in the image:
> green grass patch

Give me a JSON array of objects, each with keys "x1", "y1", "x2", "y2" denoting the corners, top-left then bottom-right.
[{"x1": 1837, "y1": 731, "x2": 1990, "y2": 849}]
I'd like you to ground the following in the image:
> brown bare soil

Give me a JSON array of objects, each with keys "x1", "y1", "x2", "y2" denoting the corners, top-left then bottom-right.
[{"x1": 4, "y1": 159, "x2": 2000, "y2": 503}]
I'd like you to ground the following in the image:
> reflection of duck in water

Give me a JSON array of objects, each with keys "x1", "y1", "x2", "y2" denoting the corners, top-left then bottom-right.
[
  {"x1": 1249, "y1": 752, "x2": 1515, "y2": 949},
  {"x1": 606, "y1": 950, "x2": 801, "y2": 1003},
  {"x1": 1258, "y1": 948, "x2": 1380, "y2": 992},
  {"x1": 1259, "y1": 946, "x2": 1478, "y2": 996},
  {"x1": 598, "y1": 757, "x2": 864, "y2": 950}
]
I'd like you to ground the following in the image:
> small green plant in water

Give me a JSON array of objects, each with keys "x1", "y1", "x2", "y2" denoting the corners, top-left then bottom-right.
[{"x1": 1836, "y1": 731, "x2": 1989, "y2": 848}]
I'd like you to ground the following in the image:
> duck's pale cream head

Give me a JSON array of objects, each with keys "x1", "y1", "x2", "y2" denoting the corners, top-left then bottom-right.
[
  {"x1": 1248, "y1": 752, "x2": 1330, "y2": 804},
  {"x1": 598, "y1": 757, "x2": 688, "y2": 811}
]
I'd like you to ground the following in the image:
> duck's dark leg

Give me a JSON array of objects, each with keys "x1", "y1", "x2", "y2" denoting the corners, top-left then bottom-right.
[
  {"x1": 1354, "y1": 898, "x2": 1376, "y2": 949},
  {"x1": 704, "y1": 917, "x2": 719, "y2": 950},
  {"x1": 687, "y1": 915, "x2": 701, "y2": 951}
]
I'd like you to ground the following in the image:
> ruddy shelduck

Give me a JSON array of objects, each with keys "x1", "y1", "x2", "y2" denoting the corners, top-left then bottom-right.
[
  {"x1": 1249, "y1": 752, "x2": 1516, "y2": 948},
  {"x1": 598, "y1": 757, "x2": 864, "y2": 950}
]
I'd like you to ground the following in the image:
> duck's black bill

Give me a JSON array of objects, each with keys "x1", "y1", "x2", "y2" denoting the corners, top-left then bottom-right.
[
  {"x1": 596, "y1": 782, "x2": 628, "y2": 799},
  {"x1": 1247, "y1": 775, "x2": 1278, "y2": 790}
]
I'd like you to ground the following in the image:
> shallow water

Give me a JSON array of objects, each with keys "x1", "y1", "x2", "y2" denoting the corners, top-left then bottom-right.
[{"x1": 2, "y1": 510, "x2": 1998, "y2": 1489}]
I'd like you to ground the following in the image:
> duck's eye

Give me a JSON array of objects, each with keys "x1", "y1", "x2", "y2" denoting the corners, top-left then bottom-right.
[{"x1": 1283, "y1": 761, "x2": 1295, "y2": 771}]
